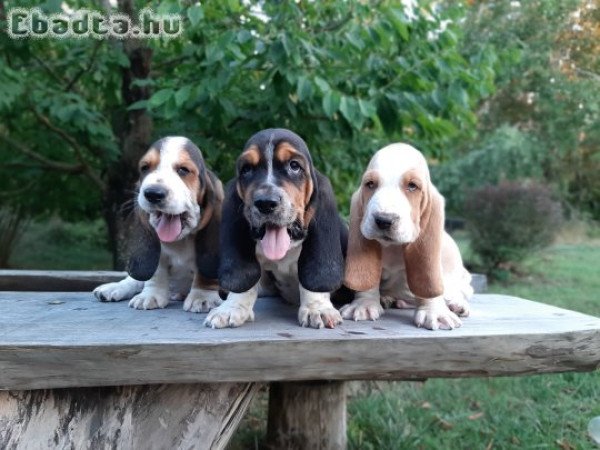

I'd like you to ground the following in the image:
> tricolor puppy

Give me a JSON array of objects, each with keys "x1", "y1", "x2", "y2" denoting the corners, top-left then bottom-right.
[
  {"x1": 205, "y1": 128, "x2": 347, "y2": 329},
  {"x1": 341, "y1": 143, "x2": 473, "y2": 330},
  {"x1": 93, "y1": 137, "x2": 223, "y2": 313}
]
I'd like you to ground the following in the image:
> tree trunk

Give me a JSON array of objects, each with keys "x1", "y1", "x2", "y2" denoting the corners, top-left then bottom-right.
[{"x1": 103, "y1": 0, "x2": 153, "y2": 269}]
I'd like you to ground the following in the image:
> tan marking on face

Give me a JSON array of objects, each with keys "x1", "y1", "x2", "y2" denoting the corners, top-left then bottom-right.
[
  {"x1": 274, "y1": 142, "x2": 300, "y2": 163},
  {"x1": 175, "y1": 150, "x2": 201, "y2": 195},
  {"x1": 138, "y1": 148, "x2": 160, "y2": 179},
  {"x1": 401, "y1": 169, "x2": 424, "y2": 226},
  {"x1": 360, "y1": 170, "x2": 380, "y2": 204},
  {"x1": 275, "y1": 142, "x2": 314, "y2": 226},
  {"x1": 241, "y1": 145, "x2": 261, "y2": 166}
]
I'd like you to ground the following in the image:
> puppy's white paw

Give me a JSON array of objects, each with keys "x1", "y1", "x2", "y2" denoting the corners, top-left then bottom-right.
[
  {"x1": 183, "y1": 289, "x2": 223, "y2": 313},
  {"x1": 129, "y1": 290, "x2": 169, "y2": 310},
  {"x1": 445, "y1": 293, "x2": 470, "y2": 317},
  {"x1": 204, "y1": 302, "x2": 254, "y2": 328},
  {"x1": 414, "y1": 299, "x2": 462, "y2": 330},
  {"x1": 340, "y1": 299, "x2": 383, "y2": 321},
  {"x1": 298, "y1": 305, "x2": 343, "y2": 329},
  {"x1": 93, "y1": 278, "x2": 143, "y2": 302}
]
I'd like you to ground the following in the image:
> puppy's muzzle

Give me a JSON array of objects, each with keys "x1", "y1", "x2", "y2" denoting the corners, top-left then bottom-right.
[{"x1": 144, "y1": 185, "x2": 168, "y2": 205}]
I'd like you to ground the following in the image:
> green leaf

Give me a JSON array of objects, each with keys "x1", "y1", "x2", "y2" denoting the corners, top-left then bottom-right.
[
  {"x1": 297, "y1": 76, "x2": 313, "y2": 102},
  {"x1": 149, "y1": 89, "x2": 174, "y2": 108},
  {"x1": 314, "y1": 77, "x2": 330, "y2": 94},
  {"x1": 127, "y1": 100, "x2": 148, "y2": 111},
  {"x1": 188, "y1": 5, "x2": 204, "y2": 26},
  {"x1": 175, "y1": 85, "x2": 192, "y2": 107},
  {"x1": 358, "y1": 99, "x2": 377, "y2": 118},
  {"x1": 322, "y1": 90, "x2": 341, "y2": 118},
  {"x1": 340, "y1": 96, "x2": 364, "y2": 129}
]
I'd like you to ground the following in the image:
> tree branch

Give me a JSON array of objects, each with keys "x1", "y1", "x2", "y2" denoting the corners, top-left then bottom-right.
[{"x1": 65, "y1": 41, "x2": 103, "y2": 92}]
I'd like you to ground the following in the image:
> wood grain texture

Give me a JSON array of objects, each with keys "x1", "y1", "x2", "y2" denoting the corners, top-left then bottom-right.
[
  {"x1": 267, "y1": 381, "x2": 346, "y2": 450},
  {"x1": 0, "y1": 270, "x2": 126, "y2": 292},
  {"x1": 0, "y1": 382, "x2": 260, "y2": 450},
  {"x1": 0, "y1": 292, "x2": 599, "y2": 390}
]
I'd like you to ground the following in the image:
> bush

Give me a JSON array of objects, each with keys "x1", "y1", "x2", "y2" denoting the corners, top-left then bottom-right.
[{"x1": 464, "y1": 181, "x2": 562, "y2": 274}]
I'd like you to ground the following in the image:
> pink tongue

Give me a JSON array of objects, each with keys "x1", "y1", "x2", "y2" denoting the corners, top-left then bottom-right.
[
  {"x1": 261, "y1": 226, "x2": 291, "y2": 261},
  {"x1": 155, "y1": 214, "x2": 182, "y2": 242}
]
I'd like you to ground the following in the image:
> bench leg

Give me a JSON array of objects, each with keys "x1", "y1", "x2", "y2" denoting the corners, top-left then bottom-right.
[
  {"x1": 0, "y1": 383, "x2": 260, "y2": 450},
  {"x1": 267, "y1": 381, "x2": 347, "y2": 450}
]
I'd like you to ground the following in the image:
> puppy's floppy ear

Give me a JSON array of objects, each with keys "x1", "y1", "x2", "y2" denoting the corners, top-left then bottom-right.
[
  {"x1": 344, "y1": 190, "x2": 382, "y2": 291},
  {"x1": 403, "y1": 184, "x2": 444, "y2": 298},
  {"x1": 218, "y1": 180, "x2": 261, "y2": 293},
  {"x1": 126, "y1": 210, "x2": 161, "y2": 282},
  {"x1": 195, "y1": 170, "x2": 223, "y2": 280},
  {"x1": 298, "y1": 172, "x2": 345, "y2": 292}
]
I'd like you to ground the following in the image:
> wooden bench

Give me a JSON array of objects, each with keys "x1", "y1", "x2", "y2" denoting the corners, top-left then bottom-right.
[{"x1": 0, "y1": 271, "x2": 599, "y2": 449}]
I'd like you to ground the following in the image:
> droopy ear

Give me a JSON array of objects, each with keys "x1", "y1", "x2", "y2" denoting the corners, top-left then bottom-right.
[
  {"x1": 126, "y1": 210, "x2": 161, "y2": 281},
  {"x1": 343, "y1": 190, "x2": 382, "y2": 291},
  {"x1": 298, "y1": 172, "x2": 345, "y2": 292},
  {"x1": 218, "y1": 180, "x2": 261, "y2": 293},
  {"x1": 403, "y1": 184, "x2": 444, "y2": 298},
  {"x1": 195, "y1": 170, "x2": 223, "y2": 280}
]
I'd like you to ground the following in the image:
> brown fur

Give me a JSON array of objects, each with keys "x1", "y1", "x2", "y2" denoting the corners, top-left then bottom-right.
[{"x1": 344, "y1": 191, "x2": 382, "y2": 291}]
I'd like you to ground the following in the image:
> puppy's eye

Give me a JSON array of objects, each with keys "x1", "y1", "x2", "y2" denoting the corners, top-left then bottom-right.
[
  {"x1": 289, "y1": 160, "x2": 302, "y2": 172},
  {"x1": 140, "y1": 164, "x2": 150, "y2": 174},
  {"x1": 407, "y1": 182, "x2": 418, "y2": 192},
  {"x1": 177, "y1": 166, "x2": 191, "y2": 177},
  {"x1": 240, "y1": 164, "x2": 253, "y2": 176},
  {"x1": 365, "y1": 180, "x2": 376, "y2": 190}
]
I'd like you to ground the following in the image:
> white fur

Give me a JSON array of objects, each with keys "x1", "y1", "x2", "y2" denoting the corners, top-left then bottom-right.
[
  {"x1": 360, "y1": 144, "x2": 428, "y2": 244},
  {"x1": 94, "y1": 138, "x2": 220, "y2": 312},
  {"x1": 298, "y1": 285, "x2": 343, "y2": 329},
  {"x1": 344, "y1": 143, "x2": 473, "y2": 329},
  {"x1": 138, "y1": 137, "x2": 201, "y2": 240},
  {"x1": 204, "y1": 284, "x2": 258, "y2": 328}
]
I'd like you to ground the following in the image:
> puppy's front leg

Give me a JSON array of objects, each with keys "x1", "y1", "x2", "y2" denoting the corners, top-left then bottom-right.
[
  {"x1": 129, "y1": 264, "x2": 170, "y2": 310},
  {"x1": 204, "y1": 283, "x2": 258, "y2": 328},
  {"x1": 339, "y1": 287, "x2": 383, "y2": 321},
  {"x1": 183, "y1": 273, "x2": 223, "y2": 313},
  {"x1": 93, "y1": 276, "x2": 144, "y2": 302},
  {"x1": 298, "y1": 285, "x2": 343, "y2": 329},
  {"x1": 414, "y1": 296, "x2": 462, "y2": 330}
]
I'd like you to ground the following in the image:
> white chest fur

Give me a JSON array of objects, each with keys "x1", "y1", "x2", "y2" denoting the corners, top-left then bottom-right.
[
  {"x1": 160, "y1": 236, "x2": 196, "y2": 295},
  {"x1": 256, "y1": 240, "x2": 303, "y2": 304}
]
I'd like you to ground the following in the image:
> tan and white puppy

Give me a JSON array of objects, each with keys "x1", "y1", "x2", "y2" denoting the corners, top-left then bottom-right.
[
  {"x1": 205, "y1": 128, "x2": 348, "y2": 329},
  {"x1": 93, "y1": 137, "x2": 224, "y2": 313},
  {"x1": 341, "y1": 143, "x2": 473, "y2": 330}
]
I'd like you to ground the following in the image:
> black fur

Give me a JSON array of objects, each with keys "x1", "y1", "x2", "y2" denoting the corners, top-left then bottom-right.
[
  {"x1": 218, "y1": 180, "x2": 262, "y2": 292},
  {"x1": 127, "y1": 213, "x2": 161, "y2": 281},
  {"x1": 195, "y1": 171, "x2": 221, "y2": 280},
  {"x1": 298, "y1": 172, "x2": 346, "y2": 292}
]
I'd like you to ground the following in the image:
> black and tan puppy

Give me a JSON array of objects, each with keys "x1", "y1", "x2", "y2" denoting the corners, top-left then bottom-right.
[
  {"x1": 94, "y1": 137, "x2": 223, "y2": 312},
  {"x1": 205, "y1": 128, "x2": 347, "y2": 329}
]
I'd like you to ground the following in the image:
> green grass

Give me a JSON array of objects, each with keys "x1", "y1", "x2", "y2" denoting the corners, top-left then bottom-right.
[
  {"x1": 8, "y1": 218, "x2": 112, "y2": 270},
  {"x1": 230, "y1": 241, "x2": 600, "y2": 449}
]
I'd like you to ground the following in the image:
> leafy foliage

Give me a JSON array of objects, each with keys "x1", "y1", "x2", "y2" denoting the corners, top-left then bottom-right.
[
  {"x1": 463, "y1": 181, "x2": 563, "y2": 274},
  {"x1": 0, "y1": 0, "x2": 496, "y2": 225}
]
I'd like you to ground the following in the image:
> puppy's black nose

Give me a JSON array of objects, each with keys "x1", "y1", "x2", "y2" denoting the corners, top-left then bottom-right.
[
  {"x1": 254, "y1": 195, "x2": 280, "y2": 214},
  {"x1": 374, "y1": 214, "x2": 396, "y2": 231},
  {"x1": 144, "y1": 186, "x2": 167, "y2": 204}
]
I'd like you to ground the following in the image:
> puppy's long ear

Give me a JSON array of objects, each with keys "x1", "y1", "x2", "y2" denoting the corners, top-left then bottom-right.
[
  {"x1": 218, "y1": 180, "x2": 261, "y2": 292},
  {"x1": 195, "y1": 170, "x2": 223, "y2": 280},
  {"x1": 126, "y1": 210, "x2": 161, "y2": 281},
  {"x1": 344, "y1": 190, "x2": 382, "y2": 291},
  {"x1": 298, "y1": 172, "x2": 345, "y2": 292},
  {"x1": 403, "y1": 184, "x2": 444, "y2": 298}
]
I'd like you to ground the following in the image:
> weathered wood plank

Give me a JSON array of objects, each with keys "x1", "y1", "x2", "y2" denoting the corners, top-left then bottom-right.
[
  {"x1": 0, "y1": 382, "x2": 260, "y2": 450},
  {"x1": 0, "y1": 270, "x2": 126, "y2": 292},
  {"x1": 0, "y1": 292, "x2": 598, "y2": 390},
  {"x1": 267, "y1": 381, "x2": 346, "y2": 450}
]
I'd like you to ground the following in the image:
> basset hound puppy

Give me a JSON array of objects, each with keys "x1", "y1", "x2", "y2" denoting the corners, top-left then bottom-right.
[
  {"x1": 204, "y1": 128, "x2": 347, "y2": 329},
  {"x1": 341, "y1": 143, "x2": 473, "y2": 330},
  {"x1": 93, "y1": 137, "x2": 223, "y2": 313}
]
